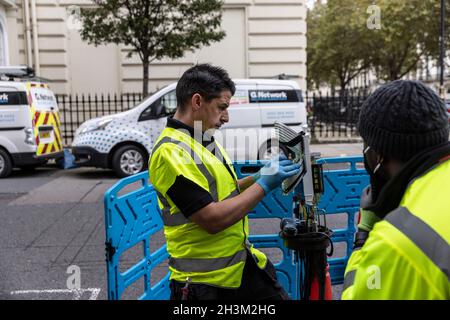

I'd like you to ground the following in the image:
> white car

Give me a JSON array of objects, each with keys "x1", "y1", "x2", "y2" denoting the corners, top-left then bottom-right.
[{"x1": 71, "y1": 79, "x2": 307, "y2": 177}]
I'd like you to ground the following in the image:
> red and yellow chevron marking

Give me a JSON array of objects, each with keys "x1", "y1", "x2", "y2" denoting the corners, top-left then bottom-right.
[
  {"x1": 33, "y1": 111, "x2": 63, "y2": 156},
  {"x1": 26, "y1": 82, "x2": 63, "y2": 156},
  {"x1": 29, "y1": 82, "x2": 47, "y2": 89}
]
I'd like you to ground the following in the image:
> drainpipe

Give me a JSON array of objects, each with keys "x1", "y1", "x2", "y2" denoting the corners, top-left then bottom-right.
[
  {"x1": 22, "y1": 0, "x2": 33, "y2": 68},
  {"x1": 30, "y1": 0, "x2": 40, "y2": 75}
]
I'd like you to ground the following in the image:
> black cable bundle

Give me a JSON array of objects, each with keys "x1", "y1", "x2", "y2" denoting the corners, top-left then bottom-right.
[
  {"x1": 281, "y1": 222, "x2": 333, "y2": 300},
  {"x1": 297, "y1": 231, "x2": 332, "y2": 300}
]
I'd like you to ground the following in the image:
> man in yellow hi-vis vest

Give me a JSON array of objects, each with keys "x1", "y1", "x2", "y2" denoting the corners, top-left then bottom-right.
[
  {"x1": 342, "y1": 80, "x2": 450, "y2": 300},
  {"x1": 149, "y1": 64, "x2": 300, "y2": 300}
]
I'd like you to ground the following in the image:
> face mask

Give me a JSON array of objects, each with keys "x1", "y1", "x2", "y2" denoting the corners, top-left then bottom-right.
[{"x1": 363, "y1": 146, "x2": 385, "y2": 203}]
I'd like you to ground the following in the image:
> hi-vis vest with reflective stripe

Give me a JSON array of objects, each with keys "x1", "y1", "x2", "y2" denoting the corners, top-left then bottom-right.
[
  {"x1": 149, "y1": 127, "x2": 267, "y2": 288},
  {"x1": 342, "y1": 159, "x2": 450, "y2": 300}
]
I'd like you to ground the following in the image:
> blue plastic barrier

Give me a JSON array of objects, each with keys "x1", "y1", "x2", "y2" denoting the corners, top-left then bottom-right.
[
  {"x1": 234, "y1": 161, "x2": 298, "y2": 298},
  {"x1": 104, "y1": 174, "x2": 170, "y2": 300},
  {"x1": 104, "y1": 157, "x2": 368, "y2": 300},
  {"x1": 316, "y1": 157, "x2": 369, "y2": 284}
]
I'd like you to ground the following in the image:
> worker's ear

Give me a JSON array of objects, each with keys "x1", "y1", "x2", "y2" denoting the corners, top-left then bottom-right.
[{"x1": 191, "y1": 93, "x2": 202, "y2": 112}]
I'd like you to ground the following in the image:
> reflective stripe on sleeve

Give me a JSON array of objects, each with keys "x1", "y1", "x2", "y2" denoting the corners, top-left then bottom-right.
[
  {"x1": 343, "y1": 269, "x2": 357, "y2": 291},
  {"x1": 386, "y1": 206, "x2": 450, "y2": 280}
]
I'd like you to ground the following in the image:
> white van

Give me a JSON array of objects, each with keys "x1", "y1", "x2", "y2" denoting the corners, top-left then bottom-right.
[
  {"x1": 0, "y1": 66, "x2": 64, "y2": 178},
  {"x1": 72, "y1": 79, "x2": 306, "y2": 177}
]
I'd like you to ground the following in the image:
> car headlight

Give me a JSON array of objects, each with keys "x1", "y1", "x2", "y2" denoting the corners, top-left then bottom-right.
[{"x1": 78, "y1": 118, "x2": 113, "y2": 135}]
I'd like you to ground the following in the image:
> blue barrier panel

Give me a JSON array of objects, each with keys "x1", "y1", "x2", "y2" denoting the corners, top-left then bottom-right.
[
  {"x1": 316, "y1": 156, "x2": 369, "y2": 284},
  {"x1": 233, "y1": 161, "x2": 298, "y2": 299},
  {"x1": 104, "y1": 173, "x2": 170, "y2": 300},
  {"x1": 104, "y1": 157, "x2": 368, "y2": 300}
]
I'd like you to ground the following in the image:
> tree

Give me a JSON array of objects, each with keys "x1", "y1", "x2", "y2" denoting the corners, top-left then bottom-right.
[
  {"x1": 307, "y1": 0, "x2": 372, "y2": 92},
  {"x1": 307, "y1": 0, "x2": 450, "y2": 89},
  {"x1": 361, "y1": 0, "x2": 450, "y2": 81},
  {"x1": 77, "y1": 0, "x2": 226, "y2": 96}
]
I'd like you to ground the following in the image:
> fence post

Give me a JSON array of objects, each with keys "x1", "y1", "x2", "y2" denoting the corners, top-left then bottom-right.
[
  {"x1": 354, "y1": 90, "x2": 361, "y2": 136},
  {"x1": 317, "y1": 91, "x2": 322, "y2": 138},
  {"x1": 75, "y1": 94, "x2": 79, "y2": 142},
  {"x1": 94, "y1": 94, "x2": 98, "y2": 119},
  {"x1": 329, "y1": 89, "x2": 333, "y2": 138},
  {"x1": 81, "y1": 94, "x2": 86, "y2": 125},
  {"x1": 61, "y1": 95, "x2": 68, "y2": 146},
  {"x1": 107, "y1": 93, "x2": 111, "y2": 116},
  {"x1": 114, "y1": 93, "x2": 118, "y2": 114},
  {"x1": 100, "y1": 93, "x2": 104, "y2": 116},
  {"x1": 310, "y1": 92, "x2": 315, "y2": 141},
  {"x1": 88, "y1": 94, "x2": 92, "y2": 121},
  {"x1": 348, "y1": 93, "x2": 353, "y2": 138},
  {"x1": 67, "y1": 94, "x2": 72, "y2": 146}
]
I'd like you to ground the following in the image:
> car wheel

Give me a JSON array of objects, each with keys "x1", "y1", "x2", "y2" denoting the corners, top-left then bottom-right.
[
  {"x1": 257, "y1": 139, "x2": 289, "y2": 160},
  {"x1": 0, "y1": 149, "x2": 13, "y2": 178},
  {"x1": 112, "y1": 145, "x2": 148, "y2": 178}
]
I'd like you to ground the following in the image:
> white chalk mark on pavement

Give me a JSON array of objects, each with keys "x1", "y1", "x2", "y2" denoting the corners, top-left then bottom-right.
[{"x1": 10, "y1": 288, "x2": 101, "y2": 300}]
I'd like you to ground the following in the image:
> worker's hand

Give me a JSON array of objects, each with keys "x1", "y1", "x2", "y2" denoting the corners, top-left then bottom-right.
[
  {"x1": 354, "y1": 208, "x2": 380, "y2": 249},
  {"x1": 358, "y1": 186, "x2": 381, "y2": 232},
  {"x1": 357, "y1": 208, "x2": 381, "y2": 232},
  {"x1": 255, "y1": 154, "x2": 300, "y2": 195}
]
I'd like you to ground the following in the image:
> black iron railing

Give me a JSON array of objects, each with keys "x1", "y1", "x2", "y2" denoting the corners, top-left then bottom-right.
[
  {"x1": 56, "y1": 90, "x2": 369, "y2": 146},
  {"x1": 56, "y1": 93, "x2": 143, "y2": 146}
]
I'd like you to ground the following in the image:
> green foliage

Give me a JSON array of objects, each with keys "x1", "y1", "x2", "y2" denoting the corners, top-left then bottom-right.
[
  {"x1": 307, "y1": 0, "x2": 450, "y2": 88},
  {"x1": 307, "y1": 0, "x2": 371, "y2": 91},
  {"x1": 363, "y1": 0, "x2": 450, "y2": 81},
  {"x1": 77, "y1": 0, "x2": 225, "y2": 95}
]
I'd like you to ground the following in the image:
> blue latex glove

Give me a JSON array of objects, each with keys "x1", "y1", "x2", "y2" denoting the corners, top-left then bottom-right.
[
  {"x1": 252, "y1": 170, "x2": 261, "y2": 183},
  {"x1": 255, "y1": 154, "x2": 301, "y2": 195}
]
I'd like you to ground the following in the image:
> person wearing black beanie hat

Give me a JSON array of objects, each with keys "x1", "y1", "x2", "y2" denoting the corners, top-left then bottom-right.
[
  {"x1": 359, "y1": 80, "x2": 449, "y2": 204},
  {"x1": 342, "y1": 80, "x2": 450, "y2": 300},
  {"x1": 359, "y1": 80, "x2": 449, "y2": 162}
]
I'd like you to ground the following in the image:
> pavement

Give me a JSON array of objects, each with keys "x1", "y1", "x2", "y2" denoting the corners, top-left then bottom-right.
[
  {"x1": 0, "y1": 143, "x2": 363, "y2": 300},
  {"x1": 310, "y1": 142, "x2": 362, "y2": 157}
]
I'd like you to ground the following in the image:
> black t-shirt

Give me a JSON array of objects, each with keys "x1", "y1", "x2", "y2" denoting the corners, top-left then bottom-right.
[{"x1": 164, "y1": 117, "x2": 236, "y2": 218}]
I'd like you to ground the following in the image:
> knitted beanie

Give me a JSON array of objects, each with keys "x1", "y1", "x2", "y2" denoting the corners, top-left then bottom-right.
[{"x1": 358, "y1": 80, "x2": 449, "y2": 161}]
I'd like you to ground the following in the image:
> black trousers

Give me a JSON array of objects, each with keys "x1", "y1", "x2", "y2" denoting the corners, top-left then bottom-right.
[{"x1": 170, "y1": 256, "x2": 290, "y2": 300}]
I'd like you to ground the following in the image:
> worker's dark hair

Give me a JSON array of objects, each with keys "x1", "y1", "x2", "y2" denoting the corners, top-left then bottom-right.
[{"x1": 176, "y1": 64, "x2": 235, "y2": 109}]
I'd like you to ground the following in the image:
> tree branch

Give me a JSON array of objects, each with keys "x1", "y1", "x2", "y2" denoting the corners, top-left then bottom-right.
[{"x1": 399, "y1": 50, "x2": 424, "y2": 79}]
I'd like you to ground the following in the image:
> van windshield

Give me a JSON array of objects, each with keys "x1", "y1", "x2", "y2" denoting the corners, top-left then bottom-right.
[
  {"x1": 129, "y1": 83, "x2": 176, "y2": 111},
  {"x1": 139, "y1": 90, "x2": 177, "y2": 121}
]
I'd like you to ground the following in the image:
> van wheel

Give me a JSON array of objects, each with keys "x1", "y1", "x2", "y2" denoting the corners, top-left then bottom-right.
[
  {"x1": 112, "y1": 145, "x2": 148, "y2": 178},
  {"x1": 257, "y1": 139, "x2": 289, "y2": 160},
  {"x1": 0, "y1": 149, "x2": 13, "y2": 178}
]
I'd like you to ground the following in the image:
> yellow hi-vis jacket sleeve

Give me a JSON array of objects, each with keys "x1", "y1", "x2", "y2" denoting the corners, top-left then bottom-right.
[{"x1": 341, "y1": 220, "x2": 449, "y2": 300}]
